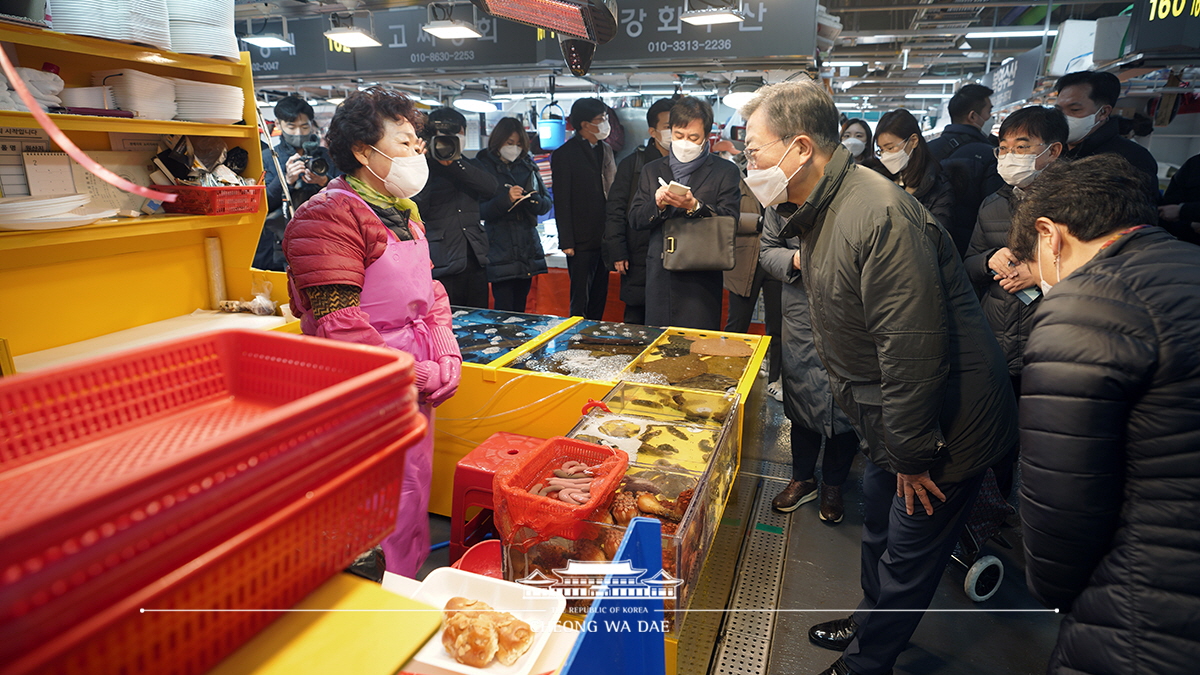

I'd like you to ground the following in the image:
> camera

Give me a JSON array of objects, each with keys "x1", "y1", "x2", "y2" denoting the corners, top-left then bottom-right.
[
  {"x1": 429, "y1": 119, "x2": 463, "y2": 162},
  {"x1": 297, "y1": 134, "x2": 329, "y2": 177}
]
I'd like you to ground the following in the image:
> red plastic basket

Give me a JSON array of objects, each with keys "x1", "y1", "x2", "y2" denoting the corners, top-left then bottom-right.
[
  {"x1": 10, "y1": 425, "x2": 423, "y2": 675},
  {"x1": 0, "y1": 329, "x2": 421, "y2": 673},
  {"x1": 493, "y1": 437, "x2": 628, "y2": 549},
  {"x1": 153, "y1": 184, "x2": 264, "y2": 215}
]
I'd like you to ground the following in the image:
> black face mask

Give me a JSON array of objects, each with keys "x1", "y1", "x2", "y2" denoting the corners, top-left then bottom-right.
[{"x1": 280, "y1": 132, "x2": 306, "y2": 149}]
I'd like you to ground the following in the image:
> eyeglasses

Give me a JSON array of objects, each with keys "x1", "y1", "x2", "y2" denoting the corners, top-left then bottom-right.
[
  {"x1": 744, "y1": 136, "x2": 791, "y2": 166},
  {"x1": 994, "y1": 143, "x2": 1048, "y2": 158}
]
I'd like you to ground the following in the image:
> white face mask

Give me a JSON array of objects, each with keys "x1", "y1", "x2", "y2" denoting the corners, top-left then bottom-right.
[
  {"x1": 499, "y1": 144, "x2": 523, "y2": 163},
  {"x1": 1065, "y1": 111, "x2": 1099, "y2": 144},
  {"x1": 745, "y1": 137, "x2": 803, "y2": 208},
  {"x1": 658, "y1": 129, "x2": 673, "y2": 148},
  {"x1": 591, "y1": 119, "x2": 611, "y2": 141},
  {"x1": 1035, "y1": 230, "x2": 1061, "y2": 295},
  {"x1": 841, "y1": 137, "x2": 866, "y2": 157},
  {"x1": 879, "y1": 146, "x2": 910, "y2": 174},
  {"x1": 997, "y1": 145, "x2": 1051, "y2": 187},
  {"x1": 671, "y1": 138, "x2": 706, "y2": 163},
  {"x1": 980, "y1": 116, "x2": 996, "y2": 136},
  {"x1": 368, "y1": 145, "x2": 429, "y2": 199}
]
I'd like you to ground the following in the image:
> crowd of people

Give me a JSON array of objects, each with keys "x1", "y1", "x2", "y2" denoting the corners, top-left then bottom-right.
[{"x1": 268, "y1": 71, "x2": 1200, "y2": 675}]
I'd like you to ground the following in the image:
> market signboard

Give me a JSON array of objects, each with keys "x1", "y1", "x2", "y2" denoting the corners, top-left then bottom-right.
[
  {"x1": 981, "y1": 46, "x2": 1044, "y2": 108},
  {"x1": 353, "y1": 6, "x2": 539, "y2": 73},
  {"x1": 1129, "y1": 0, "x2": 1200, "y2": 51},
  {"x1": 247, "y1": 16, "x2": 355, "y2": 77}
]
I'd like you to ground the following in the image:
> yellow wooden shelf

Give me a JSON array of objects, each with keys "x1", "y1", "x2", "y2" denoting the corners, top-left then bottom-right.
[
  {"x1": 0, "y1": 21, "x2": 242, "y2": 76},
  {"x1": 0, "y1": 110, "x2": 253, "y2": 137},
  {"x1": 0, "y1": 212, "x2": 261, "y2": 251}
]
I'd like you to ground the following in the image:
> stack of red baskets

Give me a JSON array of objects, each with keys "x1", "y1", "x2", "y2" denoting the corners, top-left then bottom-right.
[{"x1": 0, "y1": 329, "x2": 425, "y2": 675}]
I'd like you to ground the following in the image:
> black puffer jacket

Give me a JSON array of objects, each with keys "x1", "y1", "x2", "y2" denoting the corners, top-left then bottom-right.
[
  {"x1": 767, "y1": 145, "x2": 1016, "y2": 484},
  {"x1": 906, "y1": 161, "x2": 955, "y2": 235},
  {"x1": 1019, "y1": 226, "x2": 1200, "y2": 675},
  {"x1": 412, "y1": 155, "x2": 498, "y2": 278},
  {"x1": 476, "y1": 148, "x2": 552, "y2": 283},
  {"x1": 1065, "y1": 118, "x2": 1160, "y2": 203},
  {"x1": 962, "y1": 184, "x2": 1040, "y2": 375}
]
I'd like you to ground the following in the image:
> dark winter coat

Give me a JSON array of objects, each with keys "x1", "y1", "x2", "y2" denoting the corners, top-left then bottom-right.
[
  {"x1": 1064, "y1": 118, "x2": 1159, "y2": 203},
  {"x1": 765, "y1": 145, "x2": 1015, "y2": 483},
  {"x1": 255, "y1": 139, "x2": 342, "y2": 271},
  {"x1": 759, "y1": 206, "x2": 854, "y2": 437},
  {"x1": 476, "y1": 147, "x2": 552, "y2": 284},
  {"x1": 903, "y1": 160, "x2": 955, "y2": 236},
  {"x1": 1019, "y1": 226, "x2": 1200, "y2": 675},
  {"x1": 412, "y1": 155, "x2": 498, "y2": 279},
  {"x1": 628, "y1": 153, "x2": 742, "y2": 330},
  {"x1": 602, "y1": 140, "x2": 665, "y2": 306},
  {"x1": 929, "y1": 123, "x2": 1003, "y2": 257},
  {"x1": 962, "y1": 184, "x2": 1040, "y2": 376},
  {"x1": 551, "y1": 134, "x2": 616, "y2": 253},
  {"x1": 1161, "y1": 152, "x2": 1200, "y2": 245}
]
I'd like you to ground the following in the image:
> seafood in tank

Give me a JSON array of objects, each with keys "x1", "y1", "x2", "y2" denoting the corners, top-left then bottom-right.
[
  {"x1": 511, "y1": 321, "x2": 666, "y2": 381},
  {"x1": 450, "y1": 307, "x2": 567, "y2": 364},
  {"x1": 626, "y1": 329, "x2": 761, "y2": 393}
]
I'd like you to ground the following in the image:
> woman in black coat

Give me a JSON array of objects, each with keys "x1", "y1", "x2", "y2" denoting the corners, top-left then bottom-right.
[
  {"x1": 477, "y1": 118, "x2": 553, "y2": 313},
  {"x1": 1009, "y1": 156, "x2": 1200, "y2": 675},
  {"x1": 628, "y1": 97, "x2": 741, "y2": 330},
  {"x1": 873, "y1": 109, "x2": 954, "y2": 234}
]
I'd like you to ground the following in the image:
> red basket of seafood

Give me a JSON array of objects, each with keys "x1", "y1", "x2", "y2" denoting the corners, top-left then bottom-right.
[{"x1": 493, "y1": 437, "x2": 628, "y2": 550}]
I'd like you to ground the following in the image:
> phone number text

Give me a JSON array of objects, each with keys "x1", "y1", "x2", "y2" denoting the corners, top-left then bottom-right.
[
  {"x1": 410, "y1": 50, "x2": 476, "y2": 63},
  {"x1": 647, "y1": 39, "x2": 733, "y2": 53}
]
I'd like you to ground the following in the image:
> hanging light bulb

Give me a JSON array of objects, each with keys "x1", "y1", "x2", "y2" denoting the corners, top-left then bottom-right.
[{"x1": 559, "y1": 35, "x2": 597, "y2": 77}]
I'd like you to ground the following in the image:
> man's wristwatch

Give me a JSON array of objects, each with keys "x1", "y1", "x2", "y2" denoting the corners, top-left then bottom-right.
[{"x1": 686, "y1": 199, "x2": 702, "y2": 216}]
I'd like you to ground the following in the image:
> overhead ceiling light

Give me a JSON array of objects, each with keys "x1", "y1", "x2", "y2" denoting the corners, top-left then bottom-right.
[
  {"x1": 242, "y1": 17, "x2": 294, "y2": 49},
  {"x1": 470, "y1": 0, "x2": 619, "y2": 44},
  {"x1": 827, "y1": 60, "x2": 864, "y2": 67},
  {"x1": 721, "y1": 76, "x2": 763, "y2": 109},
  {"x1": 918, "y1": 78, "x2": 958, "y2": 85},
  {"x1": 325, "y1": 12, "x2": 382, "y2": 48},
  {"x1": 599, "y1": 90, "x2": 639, "y2": 98},
  {"x1": 453, "y1": 85, "x2": 498, "y2": 113},
  {"x1": 965, "y1": 29, "x2": 1058, "y2": 39},
  {"x1": 681, "y1": 0, "x2": 745, "y2": 26},
  {"x1": 640, "y1": 88, "x2": 680, "y2": 95},
  {"x1": 424, "y1": 2, "x2": 484, "y2": 39},
  {"x1": 905, "y1": 93, "x2": 953, "y2": 99}
]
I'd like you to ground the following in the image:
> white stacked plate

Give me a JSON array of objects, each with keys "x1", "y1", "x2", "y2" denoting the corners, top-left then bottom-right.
[
  {"x1": 50, "y1": 0, "x2": 172, "y2": 51},
  {"x1": 61, "y1": 86, "x2": 115, "y2": 109},
  {"x1": 92, "y1": 69, "x2": 177, "y2": 120},
  {"x1": 0, "y1": 194, "x2": 91, "y2": 220},
  {"x1": 171, "y1": 78, "x2": 244, "y2": 125},
  {"x1": 0, "y1": 207, "x2": 119, "y2": 231},
  {"x1": 165, "y1": 0, "x2": 239, "y2": 60}
]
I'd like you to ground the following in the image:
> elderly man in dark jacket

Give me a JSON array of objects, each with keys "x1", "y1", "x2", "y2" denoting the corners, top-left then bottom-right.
[
  {"x1": 1008, "y1": 155, "x2": 1200, "y2": 675},
  {"x1": 747, "y1": 80, "x2": 1016, "y2": 675},
  {"x1": 413, "y1": 107, "x2": 498, "y2": 308}
]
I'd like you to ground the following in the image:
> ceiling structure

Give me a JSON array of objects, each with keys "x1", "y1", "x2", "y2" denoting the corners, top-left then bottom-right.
[{"x1": 235, "y1": 0, "x2": 1133, "y2": 112}]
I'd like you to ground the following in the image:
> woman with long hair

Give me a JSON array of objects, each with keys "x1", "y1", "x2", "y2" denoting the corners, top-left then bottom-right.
[
  {"x1": 874, "y1": 109, "x2": 954, "y2": 229},
  {"x1": 840, "y1": 118, "x2": 873, "y2": 164}
]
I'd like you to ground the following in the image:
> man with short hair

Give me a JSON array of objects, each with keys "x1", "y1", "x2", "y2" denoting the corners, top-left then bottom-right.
[
  {"x1": 256, "y1": 95, "x2": 341, "y2": 271},
  {"x1": 746, "y1": 79, "x2": 1016, "y2": 675},
  {"x1": 412, "y1": 107, "x2": 498, "y2": 309},
  {"x1": 552, "y1": 98, "x2": 617, "y2": 320},
  {"x1": 1054, "y1": 70, "x2": 1159, "y2": 201},
  {"x1": 927, "y1": 83, "x2": 1002, "y2": 257},
  {"x1": 602, "y1": 97, "x2": 674, "y2": 324}
]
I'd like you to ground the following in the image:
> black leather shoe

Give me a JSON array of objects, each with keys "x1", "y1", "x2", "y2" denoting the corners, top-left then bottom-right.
[
  {"x1": 808, "y1": 616, "x2": 857, "y2": 651},
  {"x1": 772, "y1": 479, "x2": 818, "y2": 512},
  {"x1": 816, "y1": 657, "x2": 891, "y2": 675}
]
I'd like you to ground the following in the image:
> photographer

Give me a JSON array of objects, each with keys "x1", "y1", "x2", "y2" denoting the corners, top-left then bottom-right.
[
  {"x1": 254, "y1": 95, "x2": 341, "y2": 271},
  {"x1": 412, "y1": 107, "x2": 498, "y2": 308}
]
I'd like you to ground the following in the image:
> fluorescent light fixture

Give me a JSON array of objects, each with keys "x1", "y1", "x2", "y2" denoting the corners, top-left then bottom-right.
[
  {"x1": 640, "y1": 88, "x2": 680, "y2": 95},
  {"x1": 325, "y1": 26, "x2": 382, "y2": 48},
  {"x1": 835, "y1": 102, "x2": 861, "y2": 109},
  {"x1": 681, "y1": 9, "x2": 745, "y2": 25},
  {"x1": 905, "y1": 93, "x2": 953, "y2": 99},
  {"x1": 453, "y1": 85, "x2": 497, "y2": 113},
  {"x1": 599, "y1": 90, "x2": 639, "y2": 98},
  {"x1": 417, "y1": 96, "x2": 442, "y2": 106},
  {"x1": 827, "y1": 60, "x2": 864, "y2": 67},
  {"x1": 965, "y1": 29, "x2": 1058, "y2": 39},
  {"x1": 242, "y1": 17, "x2": 294, "y2": 49},
  {"x1": 918, "y1": 78, "x2": 958, "y2": 85},
  {"x1": 722, "y1": 76, "x2": 764, "y2": 109},
  {"x1": 325, "y1": 97, "x2": 346, "y2": 105},
  {"x1": 423, "y1": 19, "x2": 483, "y2": 39}
]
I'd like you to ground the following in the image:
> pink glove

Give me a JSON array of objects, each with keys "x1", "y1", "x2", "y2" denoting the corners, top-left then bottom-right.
[
  {"x1": 413, "y1": 360, "x2": 444, "y2": 405},
  {"x1": 428, "y1": 355, "x2": 461, "y2": 407}
]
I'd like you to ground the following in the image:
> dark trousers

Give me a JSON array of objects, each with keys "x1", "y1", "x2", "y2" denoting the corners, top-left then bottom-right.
[
  {"x1": 842, "y1": 460, "x2": 984, "y2": 675},
  {"x1": 991, "y1": 375, "x2": 1021, "y2": 498},
  {"x1": 623, "y1": 303, "x2": 646, "y2": 325},
  {"x1": 438, "y1": 252, "x2": 490, "y2": 309},
  {"x1": 725, "y1": 267, "x2": 784, "y2": 381},
  {"x1": 791, "y1": 425, "x2": 859, "y2": 486},
  {"x1": 566, "y1": 249, "x2": 608, "y2": 320},
  {"x1": 491, "y1": 278, "x2": 533, "y2": 313}
]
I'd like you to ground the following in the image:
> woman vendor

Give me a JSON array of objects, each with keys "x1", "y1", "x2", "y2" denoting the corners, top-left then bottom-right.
[{"x1": 283, "y1": 87, "x2": 461, "y2": 577}]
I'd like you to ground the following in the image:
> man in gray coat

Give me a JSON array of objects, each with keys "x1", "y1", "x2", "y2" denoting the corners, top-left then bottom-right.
[{"x1": 746, "y1": 80, "x2": 1016, "y2": 675}]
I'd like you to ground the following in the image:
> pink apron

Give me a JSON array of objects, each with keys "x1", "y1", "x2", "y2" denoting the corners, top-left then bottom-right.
[{"x1": 335, "y1": 189, "x2": 437, "y2": 577}]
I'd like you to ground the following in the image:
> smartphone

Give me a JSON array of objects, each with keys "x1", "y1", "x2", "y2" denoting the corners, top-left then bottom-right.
[{"x1": 667, "y1": 181, "x2": 690, "y2": 195}]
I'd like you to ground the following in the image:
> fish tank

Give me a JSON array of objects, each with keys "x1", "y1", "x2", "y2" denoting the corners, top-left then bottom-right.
[
  {"x1": 624, "y1": 329, "x2": 762, "y2": 393},
  {"x1": 508, "y1": 320, "x2": 665, "y2": 381},
  {"x1": 450, "y1": 307, "x2": 568, "y2": 365}
]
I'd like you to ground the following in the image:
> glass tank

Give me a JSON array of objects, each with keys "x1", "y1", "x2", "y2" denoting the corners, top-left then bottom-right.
[
  {"x1": 450, "y1": 306, "x2": 567, "y2": 365},
  {"x1": 508, "y1": 320, "x2": 665, "y2": 381},
  {"x1": 624, "y1": 329, "x2": 762, "y2": 393}
]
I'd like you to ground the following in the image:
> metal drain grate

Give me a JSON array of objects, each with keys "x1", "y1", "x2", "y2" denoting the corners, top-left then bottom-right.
[
  {"x1": 737, "y1": 459, "x2": 793, "y2": 481},
  {"x1": 709, "y1": 478, "x2": 791, "y2": 675}
]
